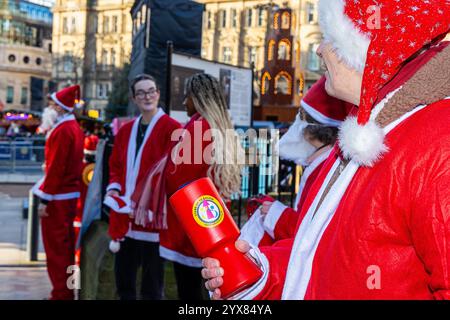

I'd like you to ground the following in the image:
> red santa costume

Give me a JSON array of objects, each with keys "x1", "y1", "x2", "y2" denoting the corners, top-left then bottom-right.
[
  {"x1": 240, "y1": 77, "x2": 353, "y2": 246},
  {"x1": 230, "y1": 0, "x2": 450, "y2": 300},
  {"x1": 105, "y1": 108, "x2": 181, "y2": 249},
  {"x1": 32, "y1": 85, "x2": 84, "y2": 300},
  {"x1": 158, "y1": 113, "x2": 212, "y2": 268}
]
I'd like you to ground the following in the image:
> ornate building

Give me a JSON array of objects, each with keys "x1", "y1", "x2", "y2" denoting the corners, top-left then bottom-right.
[
  {"x1": 0, "y1": 0, "x2": 53, "y2": 112},
  {"x1": 259, "y1": 7, "x2": 297, "y2": 121},
  {"x1": 51, "y1": 0, "x2": 134, "y2": 117},
  {"x1": 197, "y1": 0, "x2": 324, "y2": 122}
]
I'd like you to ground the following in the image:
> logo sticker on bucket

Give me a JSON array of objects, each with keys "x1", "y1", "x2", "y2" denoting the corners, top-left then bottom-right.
[{"x1": 192, "y1": 195, "x2": 224, "y2": 228}]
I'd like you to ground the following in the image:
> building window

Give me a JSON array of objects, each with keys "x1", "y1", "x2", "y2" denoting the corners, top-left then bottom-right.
[
  {"x1": 222, "y1": 47, "x2": 232, "y2": 63},
  {"x1": 275, "y1": 72, "x2": 292, "y2": 95},
  {"x1": 63, "y1": 17, "x2": 68, "y2": 34},
  {"x1": 104, "y1": 16, "x2": 109, "y2": 33},
  {"x1": 308, "y1": 43, "x2": 320, "y2": 71},
  {"x1": 273, "y1": 12, "x2": 279, "y2": 29},
  {"x1": 21, "y1": 87, "x2": 27, "y2": 105},
  {"x1": 112, "y1": 16, "x2": 118, "y2": 33},
  {"x1": 268, "y1": 39, "x2": 275, "y2": 61},
  {"x1": 261, "y1": 72, "x2": 271, "y2": 95},
  {"x1": 246, "y1": 8, "x2": 253, "y2": 27},
  {"x1": 6, "y1": 86, "x2": 14, "y2": 104},
  {"x1": 278, "y1": 39, "x2": 291, "y2": 60},
  {"x1": 249, "y1": 47, "x2": 257, "y2": 66},
  {"x1": 111, "y1": 49, "x2": 116, "y2": 67},
  {"x1": 98, "y1": 83, "x2": 110, "y2": 99},
  {"x1": 8, "y1": 54, "x2": 15, "y2": 62},
  {"x1": 307, "y1": 2, "x2": 316, "y2": 23},
  {"x1": 71, "y1": 17, "x2": 76, "y2": 33},
  {"x1": 231, "y1": 9, "x2": 238, "y2": 28},
  {"x1": 220, "y1": 10, "x2": 227, "y2": 28},
  {"x1": 281, "y1": 12, "x2": 290, "y2": 29},
  {"x1": 207, "y1": 11, "x2": 212, "y2": 29},
  {"x1": 36, "y1": 57, "x2": 42, "y2": 65},
  {"x1": 258, "y1": 8, "x2": 265, "y2": 27},
  {"x1": 23, "y1": 56, "x2": 30, "y2": 64},
  {"x1": 101, "y1": 50, "x2": 108, "y2": 69},
  {"x1": 63, "y1": 51, "x2": 73, "y2": 72},
  {"x1": 97, "y1": 84, "x2": 104, "y2": 99}
]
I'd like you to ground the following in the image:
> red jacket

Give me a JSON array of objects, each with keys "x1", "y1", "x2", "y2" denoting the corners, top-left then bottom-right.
[
  {"x1": 32, "y1": 114, "x2": 84, "y2": 201},
  {"x1": 244, "y1": 98, "x2": 450, "y2": 300},
  {"x1": 159, "y1": 113, "x2": 214, "y2": 267},
  {"x1": 108, "y1": 109, "x2": 181, "y2": 242}
]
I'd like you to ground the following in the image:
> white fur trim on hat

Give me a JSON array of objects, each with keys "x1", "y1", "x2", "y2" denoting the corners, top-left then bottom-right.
[
  {"x1": 50, "y1": 92, "x2": 74, "y2": 112},
  {"x1": 301, "y1": 99, "x2": 342, "y2": 127},
  {"x1": 109, "y1": 240, "x2": 121, "y2": 253},
  {"x1": 338, "y1": 116, "x2": 388, "y2": 167},
  {"x1": 318, "y1": 0, "x2": 371, "y2": 72}
]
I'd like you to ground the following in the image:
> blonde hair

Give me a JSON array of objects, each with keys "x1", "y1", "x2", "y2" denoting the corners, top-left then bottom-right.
[{"x1": 186, "y1": 73, "x2": 243, "y2": 200}]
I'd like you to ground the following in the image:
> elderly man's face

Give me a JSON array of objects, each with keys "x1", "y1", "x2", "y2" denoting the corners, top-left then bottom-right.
[{"x1": 317, "y1": 42, "x2": 363, "y2": 106}]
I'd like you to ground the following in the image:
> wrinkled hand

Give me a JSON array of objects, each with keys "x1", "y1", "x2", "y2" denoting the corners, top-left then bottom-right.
[
  {"x1": 201, "y1": 239, "x2": 252, "y2": 300},
  {"x1": 38, "y1": 204, "x2": 48, "y2": 218},
  {"x1": 260, "y1": 201, "x2": 274, "y2": 216}
]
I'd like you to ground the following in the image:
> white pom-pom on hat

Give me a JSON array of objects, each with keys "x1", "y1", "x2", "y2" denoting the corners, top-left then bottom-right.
[
  {"x1": 109, "y1": 240, "x2": 121, "y2": 253},
  {"x1": 338, "y1": 116, "x2": 388, "y2": 167}
]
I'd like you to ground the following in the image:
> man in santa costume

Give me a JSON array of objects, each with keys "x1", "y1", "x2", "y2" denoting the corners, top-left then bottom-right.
[
  {"x1": 240, "y1": 76, "x2": 353, "y2": 246},
  {"x1": 104, "y1": 74, "x2": 180, "y2": 300},
  {"x1": 32, "y1": 85, "x2": 84, "y2": 300},
  {"x1": 203, "y1": 0, "x2": 450, "y2": 299}
]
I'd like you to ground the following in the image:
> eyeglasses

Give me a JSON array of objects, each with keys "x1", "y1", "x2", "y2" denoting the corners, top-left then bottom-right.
[{"x1": 135, "y1": 88, "x2": 158, "y2": 99}]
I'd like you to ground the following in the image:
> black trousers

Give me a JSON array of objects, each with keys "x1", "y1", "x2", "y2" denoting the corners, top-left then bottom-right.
[
  {"x1": 114, "y1": 237, "x2": 165, "y2": 300},
  {"x1": 173, "y1": 262, "x2": 208, "y2": 300}
]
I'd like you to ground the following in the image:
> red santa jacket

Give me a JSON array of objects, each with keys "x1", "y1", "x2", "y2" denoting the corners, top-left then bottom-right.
[
  {"x1": 107, "y1": 109, "x2": 181, "y2": 242},
  {"x1": 246, "y1": 98, "x2": 450, "y2": 300},
  {"x1": 159, "y1": 113, "x2": 214, "y2": 267},
  {"x1": 232, "y1": 45, "x2": 450, "y2": 300},
  {"x1": 32, "y1": 114, "x2": 84, "y2": 201}
]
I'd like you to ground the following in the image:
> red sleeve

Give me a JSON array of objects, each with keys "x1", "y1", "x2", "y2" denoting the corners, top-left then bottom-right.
[
  {"x1": 273, "y1": 208, "x2": 300, "y2": 241},
  {"x1": 253, "y1": 239, "x2": 294, "y2": 300},
  {"x1": 40, "y1": 127, "x2": 73, "y2": 196},
  {"x1": 108, "y1": 128, "x2": 125, "y2": 193}
]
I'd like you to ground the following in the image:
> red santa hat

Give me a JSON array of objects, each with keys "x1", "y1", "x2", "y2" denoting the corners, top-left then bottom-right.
[
  {"x1": 318, "y1": 0, "x2": 449, "y2": 166},
  {"x1": 104, "y1": 195, "x2": 132, "y2": 253},
  {"x1": 84, "y1": 134, "x2": 99, "y2": 156},
  {"x1": 50, "y1": 85, "x2": 81, "y2": 112},
  {"x1": 301, "y1": 76, "x2": 355, "y2": 127}
]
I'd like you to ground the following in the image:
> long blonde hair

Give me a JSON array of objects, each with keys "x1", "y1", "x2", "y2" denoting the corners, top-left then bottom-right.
[{"x1": 186, "y1": 73, "x2": 243, "y2": 200}]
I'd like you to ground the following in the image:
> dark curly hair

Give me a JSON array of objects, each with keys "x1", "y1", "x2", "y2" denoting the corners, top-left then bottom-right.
[{"x1": 303, "y1": 125, "x2": 338, "y2": 146}]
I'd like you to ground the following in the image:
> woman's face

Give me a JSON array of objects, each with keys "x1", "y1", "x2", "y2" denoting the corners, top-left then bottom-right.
[
  {"x1": 183, "y1": 94, "x2": 197, "y2": 117},
  {"x1": 317, "y1": 42, "x2": 363, "y2": 106}
]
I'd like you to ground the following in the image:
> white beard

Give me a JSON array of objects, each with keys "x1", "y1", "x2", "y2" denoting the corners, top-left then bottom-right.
[
  {"x1": 279, "y1": 114, "x2": 317, "y2": 166},
  {"x1": 39, "y1": 107, "x2": 59, "y2": 133}
]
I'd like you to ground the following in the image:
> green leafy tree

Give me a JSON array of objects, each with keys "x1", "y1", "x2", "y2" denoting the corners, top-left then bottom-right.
[{"x1": 105, "y1": 63, "x2": 131, "y2": 121}]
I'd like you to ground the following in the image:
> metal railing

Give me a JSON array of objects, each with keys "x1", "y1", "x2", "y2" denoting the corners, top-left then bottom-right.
[{"x1": 0, "y1": 138, "x2": 45, "y2": 173}]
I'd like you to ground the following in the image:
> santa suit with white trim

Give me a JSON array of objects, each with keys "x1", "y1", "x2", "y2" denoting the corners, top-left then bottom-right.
[
  {"x1": 106, "y1": 108, "x2": 181, "y2": 299},
  {"x1": 158, "y1": 113, "x2": 215, "y2": 299},
  {"x1": 32, "y1": 85, "x2": 84, "y2": 300},
  {"x1": 240, "y1": 76, "x2": 353, "y2": 246},
  {"x1": 208, "y1": 0, "x2": 450, "y2": 300}
]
